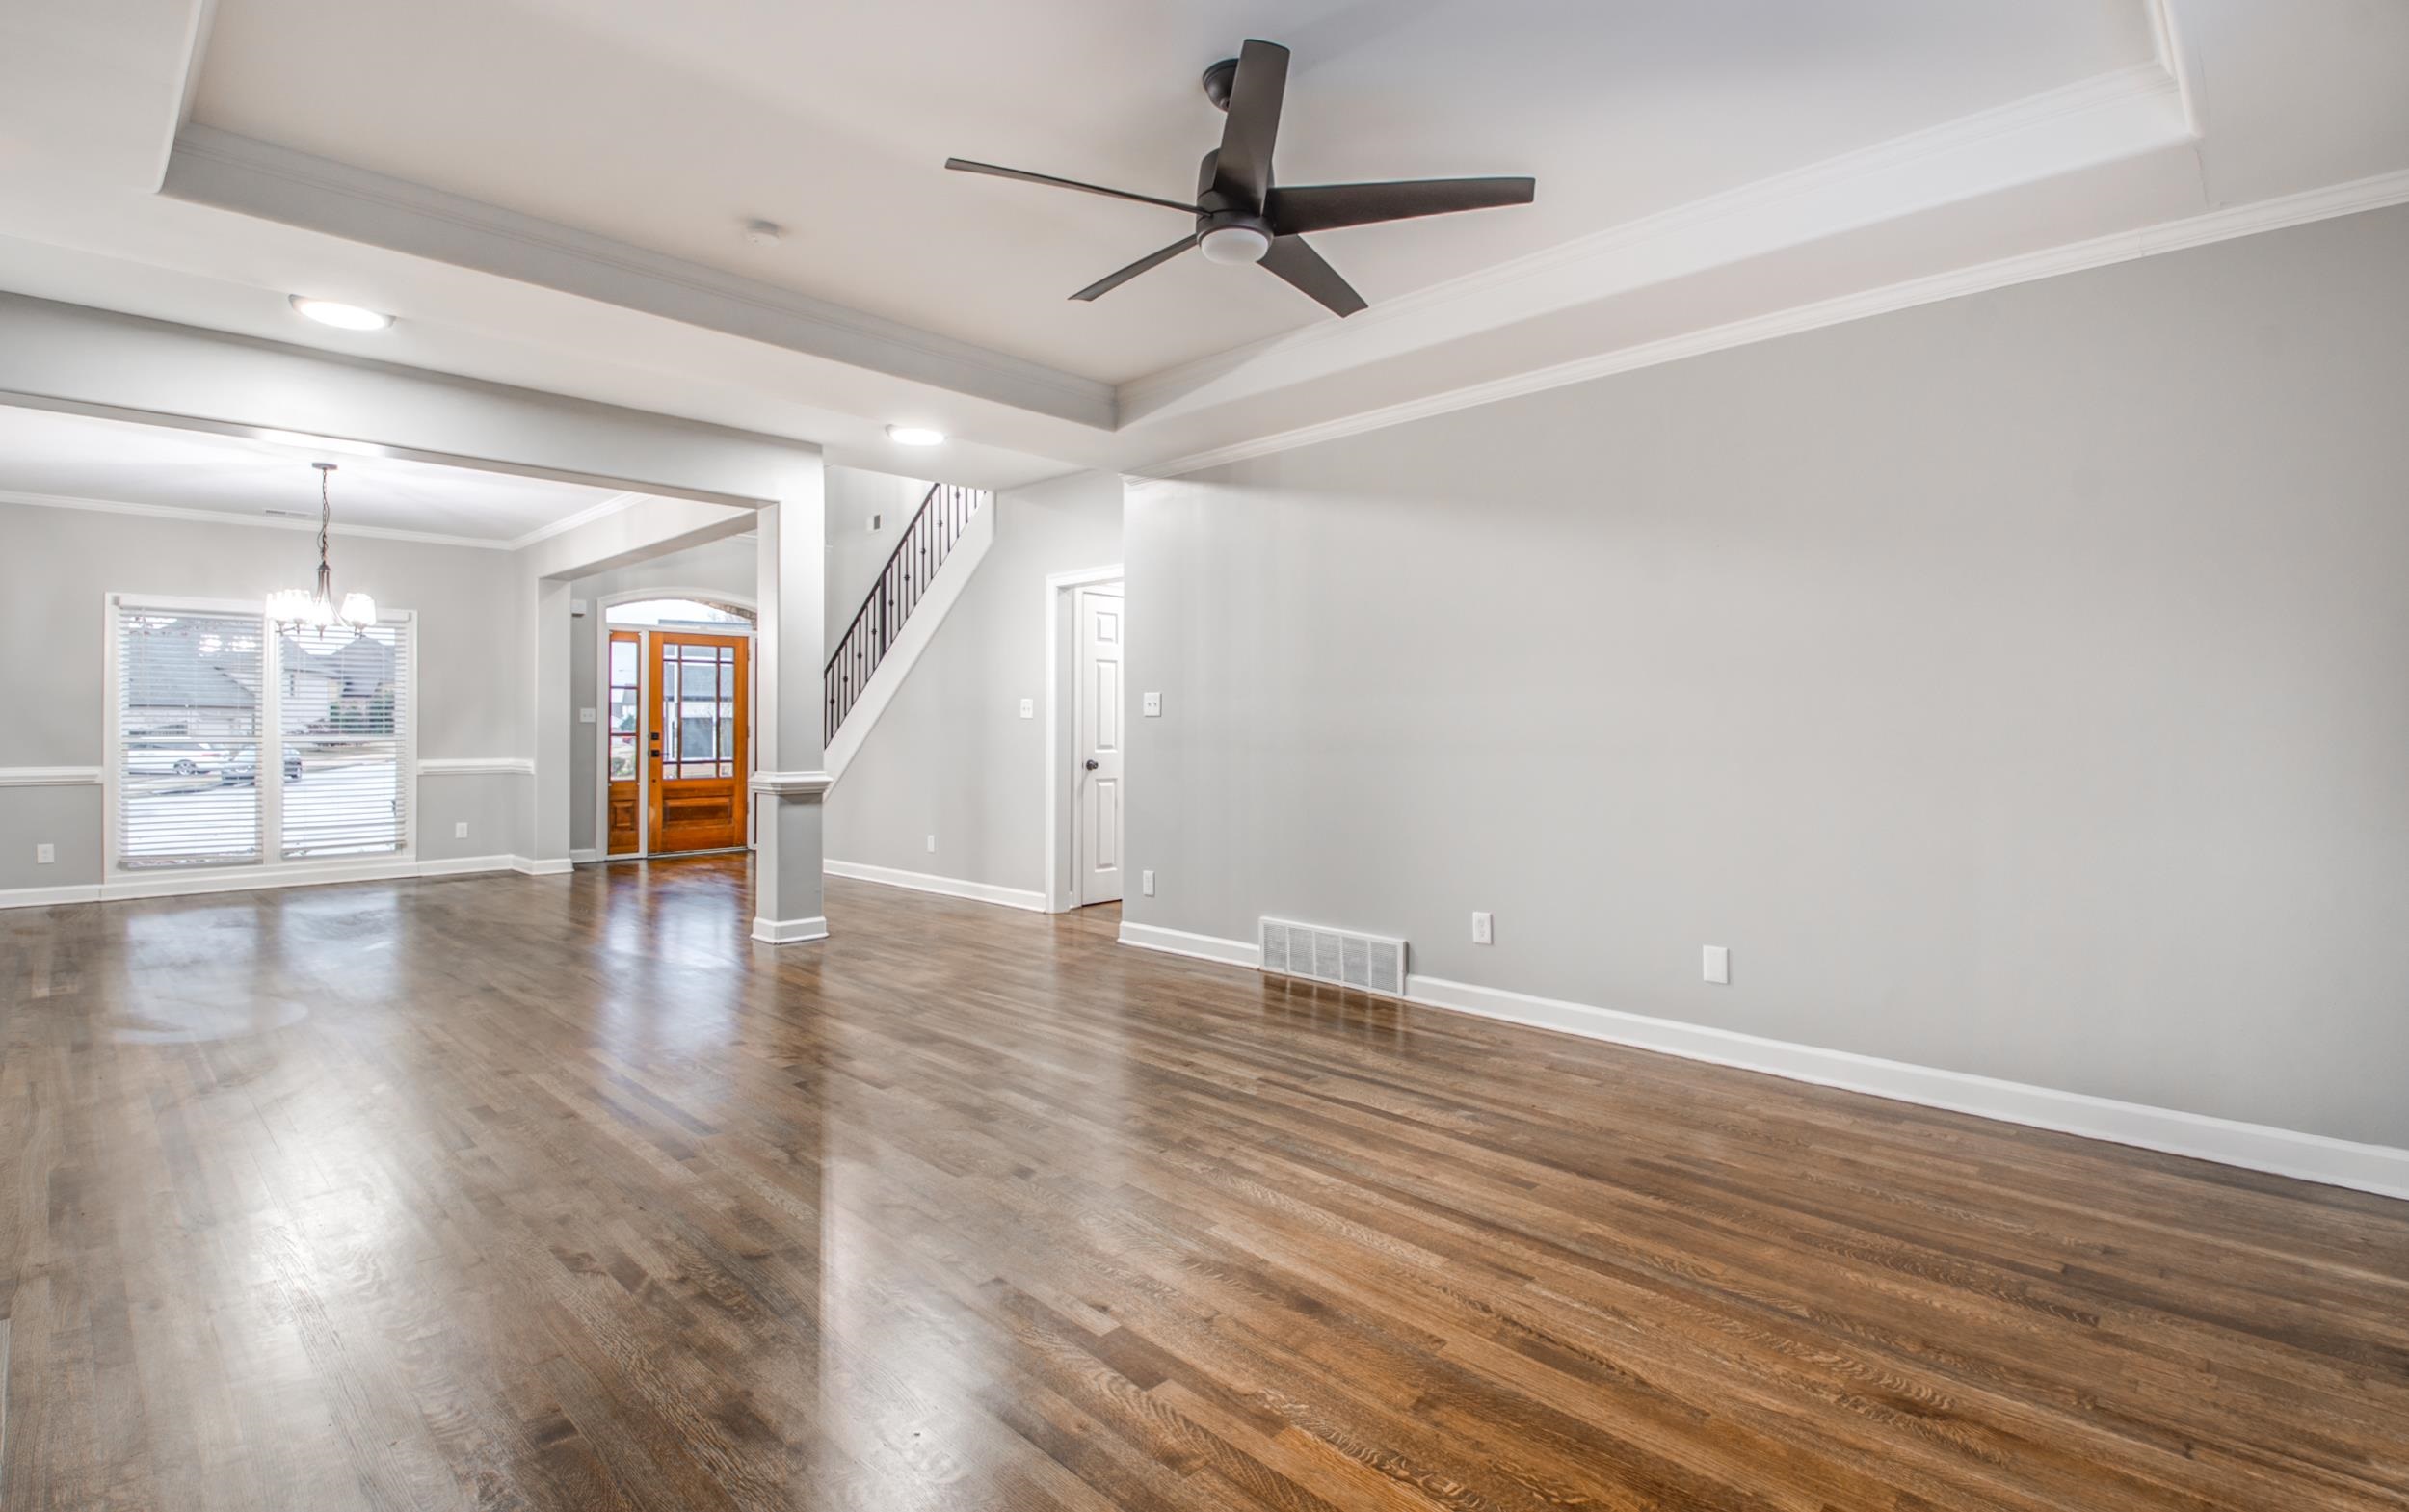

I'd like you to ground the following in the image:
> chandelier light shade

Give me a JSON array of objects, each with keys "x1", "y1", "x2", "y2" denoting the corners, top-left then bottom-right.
[{"x1": 267, "y1": 463, "x2": 377, "y2": 646}]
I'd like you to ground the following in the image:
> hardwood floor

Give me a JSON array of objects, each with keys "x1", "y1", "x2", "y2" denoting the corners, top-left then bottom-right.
[{"x1": 3, "y1": 857, "x2": 2405, "y2": 1510}]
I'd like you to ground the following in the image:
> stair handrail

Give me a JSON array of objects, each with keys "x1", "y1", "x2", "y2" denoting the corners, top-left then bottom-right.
[{"x1": 824, "y1": 482, "x2": 985, "y2": 740}]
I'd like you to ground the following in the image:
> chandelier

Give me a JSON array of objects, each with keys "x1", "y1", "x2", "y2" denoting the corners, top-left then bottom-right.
[{"x1": 266, "y1": 462, "x2": 377, "y2": 647}]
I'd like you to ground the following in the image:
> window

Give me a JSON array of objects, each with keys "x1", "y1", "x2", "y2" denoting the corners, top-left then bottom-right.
[
  {"x1": 608, "y1": 635, "x2": 640, "y2": 781},
  {"x1": 604, "y1": 597, "x2": 750, "y2": 628},
  {"x1": 115, "y1": 607, "x2": 267, "y2": 868},
  {"x1": 661, "y1": 640, "x2": 737, "y2": 779},
  {"x1": 111, "y1": 598, "x2": 414, "y2": 872},
  {"x1": 278, "y1": 623, "x2": 411, "y2": 858}
]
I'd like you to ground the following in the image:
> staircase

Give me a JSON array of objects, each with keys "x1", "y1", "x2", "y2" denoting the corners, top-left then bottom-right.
[{"x1": 825, "y1": 483, "x2": 988, "y2": 742}]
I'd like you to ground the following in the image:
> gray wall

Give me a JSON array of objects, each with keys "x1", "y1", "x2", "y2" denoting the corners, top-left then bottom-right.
[
  {"x1": 565, "y1": 533, "x2": 757, "y2": 854},
  {"x1": 825, "y1": 466, "x2": 929, "y2": 649},
  {"x1": 826, "y1": 470, "x2": 1123, "y2": 893},
  {"x1": 1125, "y1": 204, "x2": 2409, "y2": 1149},
  {"x1": 0, "y1": 500, "x2": 527, "y2": 886}
]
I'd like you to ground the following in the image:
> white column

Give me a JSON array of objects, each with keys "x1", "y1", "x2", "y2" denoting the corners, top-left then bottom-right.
[
  {"x1": 524, "y1": 576, "x2": 575, "y2": 873},
  {"x1": 751, "y1": 467, "x2": 831, "y2": 942}
]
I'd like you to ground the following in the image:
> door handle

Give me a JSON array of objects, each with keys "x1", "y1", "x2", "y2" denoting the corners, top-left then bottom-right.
[{"x1": 1084, "y1": 758, "x2": 1099, "y2": 771}]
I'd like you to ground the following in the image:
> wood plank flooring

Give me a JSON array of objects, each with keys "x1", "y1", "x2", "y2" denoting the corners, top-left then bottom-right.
[{"x1": 3, "y1": 856, "x2": 2406, "y2": 1510}]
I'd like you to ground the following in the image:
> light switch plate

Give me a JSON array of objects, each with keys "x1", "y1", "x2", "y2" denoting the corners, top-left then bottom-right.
[
  {"x1": 1703, "y1": 945, "x2": 1731, "y2": 985},
  {"x1": 1019, "y1": 698, "x2": 1034, "y2": 719},
  {"x1": 579, "y1": 707, "x2": 596, "y2": 724},
  {"x1": 1143, "y1": 692, "x2": 1162, "y2": 717}
]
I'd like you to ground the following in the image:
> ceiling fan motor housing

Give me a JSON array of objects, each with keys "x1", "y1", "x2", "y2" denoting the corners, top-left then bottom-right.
[{"x1": 1202, "y1": 57, "x2": 1240, "y2": 111}]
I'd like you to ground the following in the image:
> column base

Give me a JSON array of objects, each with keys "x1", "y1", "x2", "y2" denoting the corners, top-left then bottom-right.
[{"x1": 751, "y1": 915, "x2": 830, "y2": 944}]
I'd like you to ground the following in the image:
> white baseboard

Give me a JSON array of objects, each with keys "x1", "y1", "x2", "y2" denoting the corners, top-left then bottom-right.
[
  {"x1": 752, "y1": 915, "x2": 829, "y2": 944},
  {"x1": 2, "y1": 852, "x2": 544, "y2": 908},
  {"x1": 1117, "y1": 920, "x2": 1265, "y2": 968},
  {"x1": 1115, "y1": 922, "x2": 2409, "y2": 1202},
  {"x1": 415, "y1": 854, "x2": 519, "y2": 879},
  {"x1": 0, "y1": 882, "x2": 105, "y2": 909},
  {"x1": 569, "y1": 847, "x2": 601, "y2": 864},
  {"x1": 826, "y1": 858, "x2": 1046, "y2": 913},
  {"x1": 511, "y1": 856, "x2": 573, "y2": 876}
]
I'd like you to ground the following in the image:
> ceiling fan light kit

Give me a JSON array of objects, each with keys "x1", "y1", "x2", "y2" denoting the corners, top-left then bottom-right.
[{"x1": 945, "y1": 39, "x2": 1534, "y2": 317}]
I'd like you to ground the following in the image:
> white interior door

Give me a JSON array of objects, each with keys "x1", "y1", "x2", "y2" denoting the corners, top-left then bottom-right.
[{"x1": 1075, "y1": 584, "x2": 1125, "y2": 906}]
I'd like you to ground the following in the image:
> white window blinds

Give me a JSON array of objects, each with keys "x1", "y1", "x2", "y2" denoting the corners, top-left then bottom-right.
[
  {"x1": 278, "y1": 623, "x2": 411, "y2": 859},
  {"x1": 116, "y1": 607, "x2": 266, "y2": 868}
]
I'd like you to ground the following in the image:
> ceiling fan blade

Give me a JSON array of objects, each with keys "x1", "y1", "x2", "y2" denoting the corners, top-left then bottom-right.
[
  {"x1": 944, "y1": 158, "x2": 1200, "y2": 215},
  {"x1": 1071, "y1": 236, "x2": 1201, "y2": 302},
  {"x1": 1266, "y1": 176, "x2": 1536, "y2": 234},
  {"x1": 1258, "y1": 234, "x2": 1366, "y2": 317},
  {"x1": 1211, "y1": 40, "x2": 1290, "y2": 207}
]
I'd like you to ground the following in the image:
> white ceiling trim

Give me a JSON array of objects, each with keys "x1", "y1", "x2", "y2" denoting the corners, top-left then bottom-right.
[
  {"x1": 163, "y1": 125, "x2": 1117, "y2": 430},
  {"x1": 1119, "y1": 61, "x2": 2193, "y2": 428},
  {"x1": 0, "y1": 484, "x2": 620, "y2": 550},
  {"x1": 1136, "y1": 165, "x2": 2409, "y2": 479},
  {"x1": 498, "y1": 491, "x2": 652, "y2": 552}
]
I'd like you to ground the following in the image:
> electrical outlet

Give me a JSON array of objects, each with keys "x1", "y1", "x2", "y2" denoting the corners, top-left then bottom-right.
[
  {"x1": 1141, "y1": 869, "x2": 1155, "y2": 897},
  {"x1": 454, "y1": 822, "x2": 469, "y2": 839},
  {"x1": 926, "y1": 834, "x2": 937, "y2": 853},
  {"x1": 1142, "y1": 691, "x2": 1162, "y2": 717},
  {"x1": 1703, "y1": 945, "x2": 1731, "y2": 985},
  {"x1": 579, "y1": 707, "x2": 596, "y2": 724},
  {"x1": 1019, "y1": 697, "x2": 1034, "y2": 719},
  {"x1": 36, "y1": 843, "x2": 55, "y2": 865},
  {"x1": 1470, "y1": 911, "x2": 1493, "y2": 944}
]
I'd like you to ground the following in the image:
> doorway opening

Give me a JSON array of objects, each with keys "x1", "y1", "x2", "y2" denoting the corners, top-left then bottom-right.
[
  {"x1": 599, "y1": 596, "x2": 756, "y2": 860},
  {"x1": 1044, "y1": 567, "x2": 1126, "y2": 912}
]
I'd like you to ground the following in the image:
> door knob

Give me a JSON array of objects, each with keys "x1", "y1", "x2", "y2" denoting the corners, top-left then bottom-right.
[{"x1": 1084, "y1": 758, "x2": 1099, "y2": 771}]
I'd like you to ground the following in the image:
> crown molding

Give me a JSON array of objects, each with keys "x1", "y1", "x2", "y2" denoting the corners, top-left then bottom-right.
[
  {"x1": 502, "y1": 491, "x2": 651, "y2": 551},
  {"x1": 0, "y1": 485, "x2": 516, "y2": 548},
  {"x1": 1118, "y1": 61, "x2": 2191, "y2": 431},
  {"x1": 1136, "y1": 166, "x2": 2409, "y2": 479},
  {"x1": 165, "y1": 126, "x2": 1116, "y2": 430}
]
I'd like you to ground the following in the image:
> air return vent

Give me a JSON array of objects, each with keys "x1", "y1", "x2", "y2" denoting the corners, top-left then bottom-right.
[{"x1": 1259, "y1": 917, "x2": 1407, "y2": 997}]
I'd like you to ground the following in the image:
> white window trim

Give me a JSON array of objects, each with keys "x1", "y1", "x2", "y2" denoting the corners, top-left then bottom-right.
[{"x1": 103, "y1": 592, "x2": 420, "y2": 885}]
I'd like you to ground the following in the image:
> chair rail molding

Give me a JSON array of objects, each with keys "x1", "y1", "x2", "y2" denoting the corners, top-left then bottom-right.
[
  {"x1": 0, "y1": 766, "x2": 104, "y2": 786},
  {"x1": 419, "y1": 757, "x2": 536, "y2": 776}
]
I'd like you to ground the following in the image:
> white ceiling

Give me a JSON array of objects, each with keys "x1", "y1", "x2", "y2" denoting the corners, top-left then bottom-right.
[
  {"x1": 189, "y1": 0, "x2": 2155, "y2": 385},
  {"x1": 0, "y1": 1, "x2": 2403, "y2": 493},
  {"x1": 0, "y1": 405, "x2": 629, "y2": 544}
]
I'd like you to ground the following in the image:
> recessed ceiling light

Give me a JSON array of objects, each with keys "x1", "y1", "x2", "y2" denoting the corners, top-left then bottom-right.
[
  {"x1": 887, "y1": 425, "x2": 946, "y2": 446},
  {"x1": 290, "y1": 296, "x2": 394, "y2": 331}
]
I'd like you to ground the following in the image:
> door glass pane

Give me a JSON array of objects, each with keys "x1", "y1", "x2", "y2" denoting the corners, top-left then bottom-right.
[
  {"x1": 683, "y1": 662, "x2": 719, "y2": 700},
  {"x1": 609, "y1": 734, "x2": 636, "y2": 780},
  {"x1": 609, "y1": 641, "x2": 636, "y2": 685},
  {"x1": 680, "y1": 714, "x2": 713, "y2": 759},
  {"x1": 609, "y1": 689, "x2": 639, "y2": 734}
]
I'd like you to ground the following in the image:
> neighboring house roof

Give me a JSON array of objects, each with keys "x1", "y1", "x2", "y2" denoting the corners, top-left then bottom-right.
[{"x1": 122, "y1": 621, "x2": 259, "y2": 709}]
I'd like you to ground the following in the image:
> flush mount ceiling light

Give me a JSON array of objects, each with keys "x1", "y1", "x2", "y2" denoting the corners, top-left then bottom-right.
[
  {"x1": 886, "y1": 425, "x2": 946, "y2": 446},
  {"x1": 266, "y1": 463, "x2": 378, "y2": 650},
  {"x1": 289, "y1": 295, "x2": 394, "y2": 331}
]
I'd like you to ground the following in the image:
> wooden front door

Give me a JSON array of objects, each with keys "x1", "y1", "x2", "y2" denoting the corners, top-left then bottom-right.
[
  {"x1": 648, "y1": 631, "x2": 749, "y2": 854},
  {"x1": 605, "y1": 630, "x2": 645, "y2": 856}
]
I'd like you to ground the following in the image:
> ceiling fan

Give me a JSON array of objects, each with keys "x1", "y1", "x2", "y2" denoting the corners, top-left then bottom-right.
[{"x1": 944, "y1": 39, "x2": 1535, "y2": 317}]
